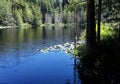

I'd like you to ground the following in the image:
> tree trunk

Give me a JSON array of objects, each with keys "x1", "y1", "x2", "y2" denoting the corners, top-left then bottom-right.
[
  {"x1": 86, "y1": 0, "x2": 96, "y2": 56},
  {"x1": 118, "y1": 23, "x2": 120, "y2": 41},
  {"x1": 97, "y1": 0, "x2": 102, "y2": 44}
]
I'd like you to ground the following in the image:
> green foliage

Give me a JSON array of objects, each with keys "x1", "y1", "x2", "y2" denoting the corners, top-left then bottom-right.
[
  {"x1": 77, "y1": 30, "x2": 120, "y2": 84},
  {"x1": 23, "y1": 3, "x2": 33, "y2": 24},
  {"x1": 80, "y1": 23, "x2": 114, "y2": 41},
  {"x1": 101, "y1": 25, "x2": 112, "y2": 38},
  {"x1": 76, "y1": 44, "x2": 86, "y2": 58},
  {"x1": 39, "y1": 0, "x2": 61, "y2": 13},
  {"x1": 14, "y1": 10, "x2": 23, "y2": 27},
  {"x1": 1, "y1": 0, "x2": 87, "y2": 26},
  {"x1": 0, "y1": 0, "x2": 13, "y2": 25},
  {"x1": 31, "y1": 4, "x2": 42, "y2": 26},
  {"x1": 62, "y1": 11, "x2": 68, "y2": 23},
  {"x1": 67, "y1": 49, "x2": 79, "y2": 56},
  {"x1": 80, "y1": 29, "x2": 86, "y2": 40},
  {"x1": 100, "y1": 23, "x2": 114, "y2": 39},
  {"x1": 0, "y1": 0, "x2": 42, "y2": 26},
  {"x1": 73, "y1": 49, "x2": 79, "y2": 55},
  {"x1": 66, "y1": 0, "x2": 86, "y2": 12}
]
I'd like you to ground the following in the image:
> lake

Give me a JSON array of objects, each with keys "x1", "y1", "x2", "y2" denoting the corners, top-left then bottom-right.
[{"x1": 0, "y1": 26, "x2": 81, "y2": 84}]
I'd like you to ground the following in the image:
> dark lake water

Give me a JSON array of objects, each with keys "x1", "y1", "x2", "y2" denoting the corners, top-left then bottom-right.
[{"x1": 0, "y1": 26, "x2": 81, "y2": 84}]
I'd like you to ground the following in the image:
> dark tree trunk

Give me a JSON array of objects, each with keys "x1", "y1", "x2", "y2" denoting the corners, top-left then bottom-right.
[
  {"x1": 97, "y1": 0, "x2": 102, "y2": 43},
  {"x1": 62, "y1": 0, "x2": 69, "y2": 8},
  {"x1": 86, "y1": 0, "x2": 96, "y2": 56},
  {"x1": 118, "y1": 23, "x2": 120, "y2": 41},
  {"x1": 42, "y1": 13, "x2": 45, "y2": 23}
]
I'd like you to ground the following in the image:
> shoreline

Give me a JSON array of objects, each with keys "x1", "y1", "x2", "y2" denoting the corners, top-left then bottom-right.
[
  {"x1": 0, "y1": 23, "x2": 75, "y2": 29},
  {"x1": 0, "y1": 26, "x2": 18, "y2": 29}
]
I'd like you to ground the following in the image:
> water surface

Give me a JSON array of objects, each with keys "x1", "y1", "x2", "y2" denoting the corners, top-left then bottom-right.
[{"x1": 0, "y1": 26, "x2": 80, "y2": 84}]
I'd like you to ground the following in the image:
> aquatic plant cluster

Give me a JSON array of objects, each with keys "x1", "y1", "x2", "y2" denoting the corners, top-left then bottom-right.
[
  {"x1": 38, "y1": 42, "x2": 74, "y2": 54},
  {"x1": 37, "y1": 41, "x2": 85, "y2": 55}
]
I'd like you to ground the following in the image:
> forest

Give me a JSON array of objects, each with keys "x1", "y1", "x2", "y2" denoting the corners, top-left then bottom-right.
[
  {"x1": 0, "y1": 0, "x2": 74, "y2": 27},
  {"x1": 0, "y1": 0, "x2": 120, "y2": 84}
]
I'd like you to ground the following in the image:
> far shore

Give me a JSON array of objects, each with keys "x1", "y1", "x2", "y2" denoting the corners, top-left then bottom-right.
[
  {"x1": 0, "y1": 23, "x2": 76, "y2": 29},
  {"x1": 0, "y1": 25, "x2": 18, "y2": 29}
]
